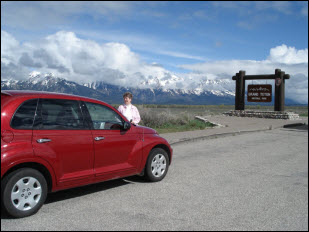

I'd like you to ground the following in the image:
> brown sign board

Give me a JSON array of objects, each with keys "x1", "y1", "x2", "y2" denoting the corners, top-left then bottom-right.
[{"x1": 247, "y1": 84, "x2": 272, "y2": 102}]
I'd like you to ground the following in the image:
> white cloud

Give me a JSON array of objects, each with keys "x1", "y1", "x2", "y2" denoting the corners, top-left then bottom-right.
[
  {"x1": 255, "y1": 1, "x2": 292, "y2": 15},
  {"x1": 268, "y1": 44, "x2": 308, "y2": 64},
  {"x1": 1, "y1": 31, "x2": 20, "y2": 64},
  {"x1": 179, "y1": 45, "x2": 308, "y2": 76},
  {"x1": 75, "y1": 30, "x2": 206, "y2": 61},
  {"x1": 285, "y1": 73, "x2": 308, "y2": 104},
  {"x1": 301, "y1": 5, "x2": 308, "y2": 17},
  {"x1": 1, "y1": 2, "x2": 134, "y2": 30},
  {"x1": 178, "y1": 44, "x2": 308, "y2": 104},
  {"x1": 1, "y1": 31, "x2": 308, "y2": 104},
  {"x1": 1, "y1": 30, "x2": 172, "y2": 87},
  {"x1": 155, "y1": 50, "x2": 206, "y2": 61}
]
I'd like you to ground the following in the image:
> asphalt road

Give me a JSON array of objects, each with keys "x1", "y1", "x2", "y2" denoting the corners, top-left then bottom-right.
[{"x1": 1, "y1": 126, "x2": 308, "y2": 231}]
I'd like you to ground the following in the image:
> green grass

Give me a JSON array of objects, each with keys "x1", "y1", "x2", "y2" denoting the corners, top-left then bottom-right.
[{"x1": 153, "y1": 120, "x2": 215, "y2": 134}]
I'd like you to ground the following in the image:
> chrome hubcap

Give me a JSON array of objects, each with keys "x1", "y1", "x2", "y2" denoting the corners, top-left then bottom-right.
[
  {"x1": 151, "y1": 154, "x2": 167, "y2": 178},
  {"x1": 11, "y1": 177, "x2": 42, "y2": 211}
]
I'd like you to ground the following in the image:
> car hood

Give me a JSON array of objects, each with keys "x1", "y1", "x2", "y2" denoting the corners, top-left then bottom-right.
[{"x1": 134, "y1": 125, "x2": 157, "y2": 134}]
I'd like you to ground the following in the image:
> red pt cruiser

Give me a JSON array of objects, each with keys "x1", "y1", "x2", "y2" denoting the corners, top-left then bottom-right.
[{"x1": 1, "y1": 90, "x2": 173, "y2": 218}]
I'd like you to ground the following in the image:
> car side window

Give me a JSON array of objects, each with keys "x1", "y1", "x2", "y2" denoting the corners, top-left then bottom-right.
[
  {"x1": 34, "y1": 99, "x2": 87, "y2": 130},
  {"x1": 84, "y1": 102, "x2": 124, "y2": 130},
  {"x1": 11, "y1": 99, "x2": 38, "y2": 130}
]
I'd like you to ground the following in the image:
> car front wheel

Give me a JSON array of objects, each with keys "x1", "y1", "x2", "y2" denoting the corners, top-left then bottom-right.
[
  {"x1": 1, "y1": 168, "x2": 48, "y2": 218},
  {"x1": 144, "y1": 148, "x2": 169, "y2": 182}
]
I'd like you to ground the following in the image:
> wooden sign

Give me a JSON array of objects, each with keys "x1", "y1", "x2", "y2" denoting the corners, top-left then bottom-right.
[{"x1": 247, "y1": 84, "x2": 272, "y2": 102}]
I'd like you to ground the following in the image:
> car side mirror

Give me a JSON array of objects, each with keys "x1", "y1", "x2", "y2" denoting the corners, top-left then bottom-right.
[{"x1": 123, "y1": 121, "x2": 131, "y2": 130}]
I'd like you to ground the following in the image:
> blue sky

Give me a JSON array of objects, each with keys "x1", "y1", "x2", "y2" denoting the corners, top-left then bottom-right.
[{"x1": 1, "y1": 1, "x2": 308, "y2": 103}]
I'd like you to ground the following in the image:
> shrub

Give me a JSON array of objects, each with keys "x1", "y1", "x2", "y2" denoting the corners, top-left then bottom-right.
[
  {"x1": 139, "y1": 107, "x2": 190, "y2": 128},
  {"x1": 138, "y1": 106, "x2": 214, "y2": 133}
]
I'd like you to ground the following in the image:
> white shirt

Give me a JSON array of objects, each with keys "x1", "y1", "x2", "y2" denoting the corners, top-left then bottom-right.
[
  {"x1": 123, "y1": 104, "x2": 133, "y2": 121},
  {"x1": 118, "y1": 104, "x2": 141, "y2": 125}
]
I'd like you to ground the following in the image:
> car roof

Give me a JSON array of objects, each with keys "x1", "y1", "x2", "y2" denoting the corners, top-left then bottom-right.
[{"x1": 1, "y1": 90, "x2": 107, "y2": 104}]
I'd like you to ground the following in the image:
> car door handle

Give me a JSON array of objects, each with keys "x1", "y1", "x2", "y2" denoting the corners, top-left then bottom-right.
[
  {"x1": 94, "y1": 137, "x2": 105, "y2": 141},
  {"x1": 37, "y1": 139, "x2": 52, "y2": 143}
]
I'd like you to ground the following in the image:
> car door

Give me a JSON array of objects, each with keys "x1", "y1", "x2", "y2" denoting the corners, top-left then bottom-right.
[
  {"x1": 32, "y1": 98, "x2": 95, "y2": 186},
  {"x1": 83, "y1": 101, "x2": 143, "y2": 177}
]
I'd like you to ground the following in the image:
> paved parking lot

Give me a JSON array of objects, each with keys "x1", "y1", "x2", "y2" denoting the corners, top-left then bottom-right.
[{"x1": 1, "y1": 126, "x2": 308, "y2": 231}]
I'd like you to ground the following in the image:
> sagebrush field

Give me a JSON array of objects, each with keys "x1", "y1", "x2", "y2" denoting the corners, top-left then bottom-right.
[{"x1": 113, "y1": 104, "x2": 308, "y2": 133}]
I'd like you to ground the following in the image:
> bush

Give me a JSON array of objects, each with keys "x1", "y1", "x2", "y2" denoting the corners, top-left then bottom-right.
[
  {"x1": 138, "y1": 106, "x2": 214, "y2": 133},
  {"x1": 139, "y1": 107, "x2": 190, "y2": 128}
]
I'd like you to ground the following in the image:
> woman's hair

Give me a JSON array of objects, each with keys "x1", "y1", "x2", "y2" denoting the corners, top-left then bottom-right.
[{"x1": 123, "y1": 92, "x2": 133, "y2": 99}]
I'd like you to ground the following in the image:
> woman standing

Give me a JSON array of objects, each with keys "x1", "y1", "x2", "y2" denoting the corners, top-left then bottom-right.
[{"x1": 118, "y1": 92, "x2": 141, "y2": 125}]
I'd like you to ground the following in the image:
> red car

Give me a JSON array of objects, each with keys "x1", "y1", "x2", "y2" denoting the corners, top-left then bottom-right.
[{"x1": 1, "y1": 90, "x2": 172, "y2": 218}]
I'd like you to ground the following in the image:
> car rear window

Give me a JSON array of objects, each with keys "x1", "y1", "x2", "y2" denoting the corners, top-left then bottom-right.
[
  {"x1": 34, "y1": 99, "x2": 88, "y2": 130},
  {"x1": 11, "y1": 99, "x2": 38, "y2": 130}
]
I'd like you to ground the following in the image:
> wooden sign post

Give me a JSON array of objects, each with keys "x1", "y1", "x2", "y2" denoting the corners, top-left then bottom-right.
[{"x1": 232, "y1": 69, "x2": 290, "y2": 111}]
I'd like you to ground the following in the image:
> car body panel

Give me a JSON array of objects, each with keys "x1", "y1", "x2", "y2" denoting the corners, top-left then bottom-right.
[
  {"x1": 91, "y1": 128, "x2": 143, "y2": 177},
  {"x1": 32, "y1": 129, "x2": 95, "y2": 185}
]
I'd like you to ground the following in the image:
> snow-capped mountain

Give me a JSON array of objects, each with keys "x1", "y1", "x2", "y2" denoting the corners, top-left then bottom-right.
[
  {"x1": 1, "y1": 72, "x2": 114, "y2": 101},
  {"x1": 1, "y1": 71, "x2": 238, "y2": 105},
  {"x1": 81, "y1": 77, "x2": 236, "y2": 104},
  {"x1": 83, "y1": 75, "x2": 236, "y2": 97}
]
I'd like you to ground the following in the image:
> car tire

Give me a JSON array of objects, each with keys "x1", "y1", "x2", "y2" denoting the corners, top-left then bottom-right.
[
  {"x1": 144, "y1": 148, "x2": 169, "y2": 182},
  {"x1": 1, "y1": 168, "x2": 48, "y2": 218}
]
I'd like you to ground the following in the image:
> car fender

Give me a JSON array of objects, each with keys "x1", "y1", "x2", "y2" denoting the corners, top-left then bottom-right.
[
  {"x1": 1, "y1": 146, "x2": 57, "y2": 191},
  {"x1": 139, "y1": 134, "x2": 173, "y2": 173}
]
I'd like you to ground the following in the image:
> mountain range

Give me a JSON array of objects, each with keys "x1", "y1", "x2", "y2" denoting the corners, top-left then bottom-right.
[{"x1": 1, "y1": 72, "x2": 299, "y2": 105}]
